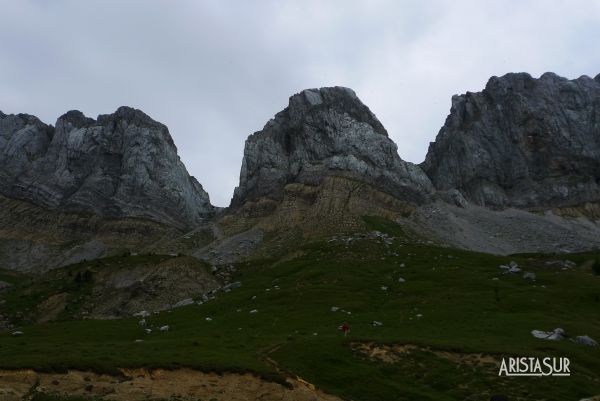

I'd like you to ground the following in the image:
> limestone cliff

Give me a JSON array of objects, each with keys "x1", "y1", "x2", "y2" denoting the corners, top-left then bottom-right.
[
  {"x1": 0, "y1": 107, "x2": 213, "y2": 229},
  {"x1": 231, "y1": 87, "x2": 433, "y2": 209},
  {"x1": 422, "y1": 72, "x2": 600, "y2": 209}
]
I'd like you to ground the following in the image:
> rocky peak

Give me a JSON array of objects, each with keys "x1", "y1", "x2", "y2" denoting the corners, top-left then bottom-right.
[
  {"x1": 231, "y1": 86, "x2": 433, "y2": 208},
  {"x1": 57, "y1": 110, "x2": 96, "y2": 128},
  {"x1": 422, "y1": 72, "x2": 600, "y2": 209},
  {"x1": 0, "y1": 107, "x2": 213, "y2": 228},
  {"x1": 285, "y1": 87, "x2": 388, "y2": 136}
]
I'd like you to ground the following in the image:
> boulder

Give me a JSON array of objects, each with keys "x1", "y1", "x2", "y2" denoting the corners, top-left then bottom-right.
[
  {"x1": 574, "y1": 335, "x2": 598, "y2": 347},
  {"x1": 531, "y1": 328, "x2": 565, "y2": 341},
  {"x1": 173, "y1": 298, "x2": 194, "y2": 308}
]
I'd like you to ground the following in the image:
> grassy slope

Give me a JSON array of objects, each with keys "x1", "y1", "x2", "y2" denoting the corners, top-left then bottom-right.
[
  {"x1": 0, "y1": 217, "x2": 599, "y2": 400},
  {"x1": 0, "y1": 254, "x2": 175, "y2": 324}
]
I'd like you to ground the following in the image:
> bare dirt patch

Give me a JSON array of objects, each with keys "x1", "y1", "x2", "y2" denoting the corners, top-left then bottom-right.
[
  {"x1": 352, "y1": 342, "x2": 499, "y2": 367},
  {"x1": 36, "y1": 292, "x2": 69, "y2": 323},
  {"x1": 0, "y1": 368, "x2": 342, "y2": 401}
]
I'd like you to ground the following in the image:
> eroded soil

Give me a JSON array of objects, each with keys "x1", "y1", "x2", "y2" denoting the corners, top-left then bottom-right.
[{"x1": 0, "y1": 368, "x2": 342, "y2": 401}]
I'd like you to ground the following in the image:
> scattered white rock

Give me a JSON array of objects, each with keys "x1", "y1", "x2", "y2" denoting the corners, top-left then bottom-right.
[
  {"x1": 381, "y1": 286, "x2": 388, "y2": 291},
  {"x1": 330, "y1": 306, "x2": 339, "y2": 312},
  {"x1": 500, "y1": 263, "x2": 521, "y2": 273},
  {"x1": 492, "y1": 277, "x2": 499, "y2": 281},
  {"x1": 173, "y1": 298, "x2": 194, "y2": 308},
  {"x1": 400, "y1": 263, "x2": 405, "y2": 267},
  {"x1": 249, "y1": 309, "x2": 258, "y2": 314},
  {"x1": 205, "y1": 317, "x2": 212, "y2": 321},
  {"x1": 531, "y1": 328, "x2": 565, "y2": 341},
  {"x1": 159, "y1": 325, "x2": 169, "y2": 332},
  {"x1": 523, "y1": 272, "x2": 536, "y2": 281},
  {"x1": 371, "y1": 321, "x2": 383, "y2": 327},
  {"x1": 133, "y1": 310, "x2": 150, "y2": 318},
  {"x1": 416, "y1": 314, "x2": 423, "y2": 318},
  {"x1": 223, "y1": 281, "x2": 242, "y2": 291},
  {"x1": 144, "y1": 328, "x2": 152, "y2": 334},
  {"x1": 134, "y1": 339, "x2": 144, "y2": 343},
  {"x1": 11, "y1": 331, "x2": 23, "y2": 336},
  {"x1": 138, "y1": 319, "x2": 146, "y2": 326},
  {"x1": 397, "y1": 277, "x2": 406, "y2": 283},
  {"x1": 574, "y1": 335, "x2": 598, "y2": 347}
]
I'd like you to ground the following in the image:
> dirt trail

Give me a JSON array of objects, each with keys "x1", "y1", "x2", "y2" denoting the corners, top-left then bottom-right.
[{"x1": 0, "y1": 368, "x2": 342, "y2": 401}]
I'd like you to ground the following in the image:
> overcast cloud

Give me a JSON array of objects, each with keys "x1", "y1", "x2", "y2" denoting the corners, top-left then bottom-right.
[{"x1": 1, "y1": 0, "x2": 600, "y2": 206}]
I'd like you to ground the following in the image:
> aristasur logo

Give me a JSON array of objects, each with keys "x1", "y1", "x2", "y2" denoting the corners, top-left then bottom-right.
[{"x1": 498, "y1": 357, "x2": 570, "y2": 377}]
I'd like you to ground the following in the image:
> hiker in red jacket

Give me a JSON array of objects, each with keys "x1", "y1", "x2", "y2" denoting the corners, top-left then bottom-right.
[{"x1": 340, "y1": 322, "x2": 350, "y2": 336}]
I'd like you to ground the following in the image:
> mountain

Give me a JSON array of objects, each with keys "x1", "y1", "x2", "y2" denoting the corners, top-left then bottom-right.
[
  {"x1": 219, "y1": 76, "x2": 600, "y2": 257},
  {"x1": 0, "y1": 107, "x2": 215, "y2": 271},
  {"x1": 3, "y1": 74, "x2": 600, "y2": 401},
  {"x1": 4, "y1": 72, "x2": 600, "y2": 271},
  {"x1": 219, "y1": 87, "x2": 433, "y2": 243},
  {"x1": 422, "y1": 72, "x2": 600, "y2": 209},
  {"x1": 231, "y1": 86, "x2": 433, "y2": 208},
  {"x1": 0, "y1": 107, "x2": 213, "y2": 228}
]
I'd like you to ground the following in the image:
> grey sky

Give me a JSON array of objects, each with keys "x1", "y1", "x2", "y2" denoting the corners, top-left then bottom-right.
[{"x1": 2, "y1": 0, "x2": 600, "y2": 206}]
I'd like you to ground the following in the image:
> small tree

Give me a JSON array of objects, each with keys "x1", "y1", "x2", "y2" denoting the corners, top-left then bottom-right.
[
  {"x1": 74, "y1": 270, "x2": 93, "y2": 285},
  {"x1": 82, "y1": 270, "x2": 93, "y2": 283},
  {"x1": 593, "y1": 259, "x2": 600, "y2": 276}
]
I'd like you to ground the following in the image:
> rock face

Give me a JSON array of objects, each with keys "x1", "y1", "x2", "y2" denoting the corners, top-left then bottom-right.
[
  {"x1": 0, "y1": 107, "x2": 213, "y2": 228},
  {"x1": 422, "y1": 72, "x2": 600, "y2": 209},
  {"x1": 231, "y1": 87, "x2": 433, "y2": 208}
]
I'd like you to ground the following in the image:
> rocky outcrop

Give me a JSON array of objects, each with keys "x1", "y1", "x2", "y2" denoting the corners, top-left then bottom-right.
[
  {"x1": 231, "y1": 87, "x2": 433, "y2": 208},
  {"x1": 422, "y1": 72, "x2": 600, "y2": 209},
  {"x1": 0, "y1": 107, "x2": 213, "y2": 228},
  {"x1": 0, "y1": 193, "x2": 181, "y2": 272}
]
